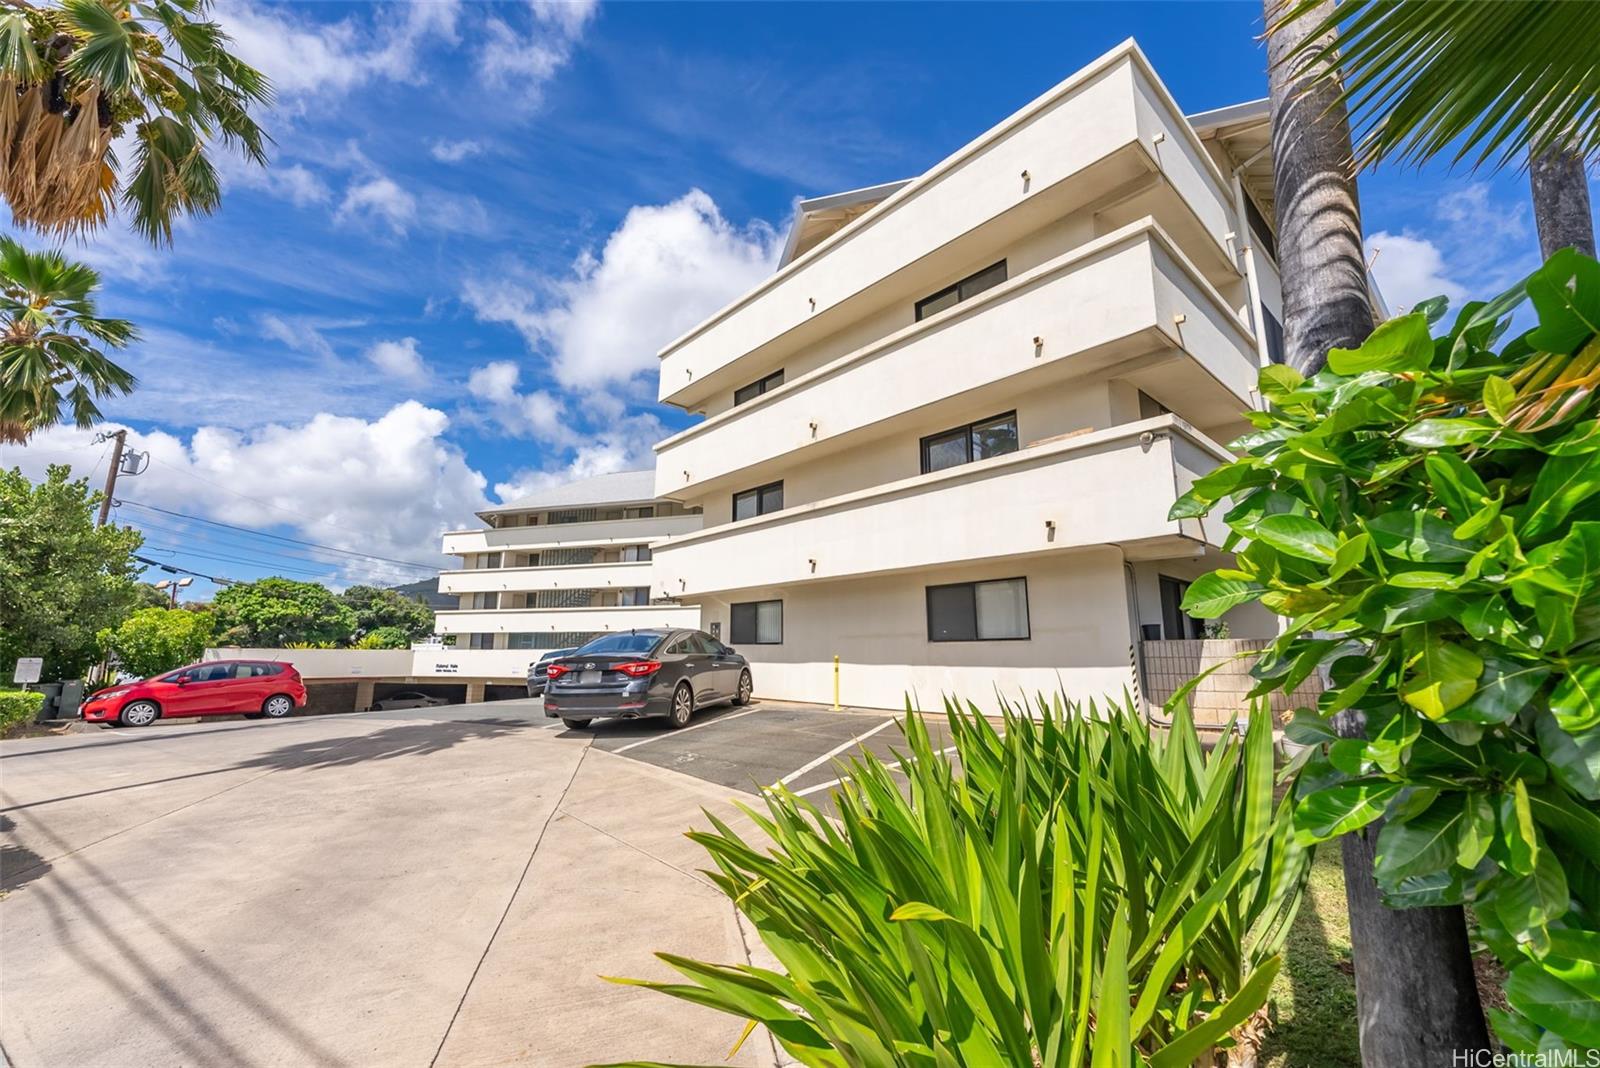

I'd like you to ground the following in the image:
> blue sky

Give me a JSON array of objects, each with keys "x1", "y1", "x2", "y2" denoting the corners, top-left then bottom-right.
[{"x1": 3, "y1": 0, "x2": 1591, "y2": 597}]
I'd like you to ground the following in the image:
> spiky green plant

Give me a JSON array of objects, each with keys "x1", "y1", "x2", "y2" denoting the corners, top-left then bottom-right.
[{"x1": 601, "y1": 696, "x2": 1308, "y2": 1067}]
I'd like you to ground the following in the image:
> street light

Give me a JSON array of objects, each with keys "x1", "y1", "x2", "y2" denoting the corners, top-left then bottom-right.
[{"x1": 153, "y1": 576, "x2": 194, "y2": 607}]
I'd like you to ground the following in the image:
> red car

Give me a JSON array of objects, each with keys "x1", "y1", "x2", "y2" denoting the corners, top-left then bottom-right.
[{"x1": 82, "y1": 660, "x2": 308, "y2": 727}]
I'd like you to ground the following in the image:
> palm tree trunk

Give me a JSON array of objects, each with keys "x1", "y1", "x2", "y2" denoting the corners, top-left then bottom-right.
[
  {"x1": 1266, "y1": 1, "x2": 1492, "y2": 1063},
  {"x1": 1530, "y1": 146, "x2": 1596, "y2": 259},
  {"x1": 1265, "y1": 0, "x2": 1373, "y2": 375}
]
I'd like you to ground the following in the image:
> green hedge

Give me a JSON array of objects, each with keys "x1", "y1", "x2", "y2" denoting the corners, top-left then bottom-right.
[{"x1": 0, "y1": 690, "x2": 45, "y2": 734}]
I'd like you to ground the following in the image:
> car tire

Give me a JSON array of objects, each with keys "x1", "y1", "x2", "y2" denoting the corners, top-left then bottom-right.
[
  {"x1": 560, "y1": 717, "x2": 591, "y2": 730},
  {"x1": 262, "y1": 694, "x2": 295, "y2": 718},
  {"x1": 120, "y1": 700, "x2": 159, "y2": 727},
  {"x1": 668, "y1": 683, "x2": 694, "y2": 729},
  {"x1": 733, "y1": 670, "x2": 753, "y2": 706}
]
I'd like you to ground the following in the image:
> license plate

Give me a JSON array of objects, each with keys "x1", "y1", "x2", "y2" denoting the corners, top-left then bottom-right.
[{"x1": 579, "y1": 670, "x2": 601, "y2": 685}]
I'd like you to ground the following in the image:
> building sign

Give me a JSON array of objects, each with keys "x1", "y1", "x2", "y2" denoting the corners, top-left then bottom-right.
[
  {"x1": 433, "y1": 663, "x2": 460, "y2": 674},
  {"x1": 13, "y1": 657, "x2": 42, "y2": 685}
]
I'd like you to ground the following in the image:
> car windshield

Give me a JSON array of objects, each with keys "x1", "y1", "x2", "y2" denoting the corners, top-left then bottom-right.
[{"x1": 573, "y1": 632, "x2": 662, "y2": 656}]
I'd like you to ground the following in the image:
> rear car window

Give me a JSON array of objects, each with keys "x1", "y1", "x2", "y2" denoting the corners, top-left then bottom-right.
[{"x1": 575, "y1": 632, "x2": 662, "y2": 655}]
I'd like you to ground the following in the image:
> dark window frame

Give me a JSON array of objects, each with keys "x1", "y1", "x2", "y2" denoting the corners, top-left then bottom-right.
[
  {"x1": 920, "y1": 411, "x2": 1019, "y2": 474},
  {"x1": 1260, "y1": 305, "x2": 1285, "y2": 365},
  {"x1": 914, "y1": 260, "x2": 1008, "y2": 321},
  {"x1": 925, "y1": 577, "x2": 1031, "y2": 643},
  {"x1": 730, "y1": 599, "x2": 783, "y2": 645},
  {"x1": 1159, "y1": 575, "x2": 1205, "y2": 640},
  {"x1": 732, "y1": 480, "x2": 784, "y2": 521},
  {"x1": 734, "y1": 369, "x2": 784, "y2": 406}
]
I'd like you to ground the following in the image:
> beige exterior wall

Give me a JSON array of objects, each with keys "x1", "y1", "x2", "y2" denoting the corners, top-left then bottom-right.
[{"x1": 646, "y1": 43, "x2": 1281, "y2": 711}]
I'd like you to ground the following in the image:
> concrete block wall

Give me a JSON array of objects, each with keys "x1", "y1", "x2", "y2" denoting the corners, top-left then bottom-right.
[{"x1": 1139, "y1": 638, "x2": 1321, "y2": 726}]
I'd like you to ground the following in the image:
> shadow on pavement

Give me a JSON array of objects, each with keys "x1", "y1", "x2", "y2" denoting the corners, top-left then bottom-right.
[{"x1": 0, "y1": 814, "x2": 51, "y2": 893}]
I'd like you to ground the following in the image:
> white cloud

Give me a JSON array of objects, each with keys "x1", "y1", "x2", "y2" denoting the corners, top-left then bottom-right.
[
  {"x1": 466, "y1": 360, "x2": 572, "y2": 444},
  {"x1": 430, "y1": 139, "x2": 485, "y2": 163},
  {"x1": 1, "y1": 404, "x2": 490, "y2": 585},
  {"x1": 1366, "y1": 232, "x2": 1468, "y2": 315},
  {"x1": 480, "y1": 0, "x2": 597, "y2": 95},
  {"x1": 258, "y1": 313, "x2": 337, "y2": 360},
  {"x1": 461, "y1": 189, "x2": 781, "y2": 389},
  {"x1": 493, "y1": 428, "x2": 664, "y2": 504},
  {"x1": 337, "y1": 175, "x2": 418, "y2": 235},
  {"x1": 220, "y1": 0, "x2": 461, "y2": 102},
  {"x1": 366, "y1": 337, "x2": 428, "y2": 381}
]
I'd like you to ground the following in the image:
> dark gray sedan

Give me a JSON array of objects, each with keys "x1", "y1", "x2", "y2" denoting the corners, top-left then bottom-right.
[
  {"x1": 542, "y1": 629, "x2": 751, "y2": 730},
  {"x1": 526, "y1": 648, "x2": 576, "y2": 697}
]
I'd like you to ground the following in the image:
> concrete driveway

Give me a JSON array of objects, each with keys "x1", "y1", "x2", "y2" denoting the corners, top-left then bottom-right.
[{"x1": 0, "y1": 701, "x2": 790, "y2": 1068}]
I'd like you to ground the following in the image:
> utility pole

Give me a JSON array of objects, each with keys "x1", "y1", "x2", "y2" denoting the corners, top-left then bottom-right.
[{"x1": 96, "y1": 429, "x2": 127, "y2": 527}]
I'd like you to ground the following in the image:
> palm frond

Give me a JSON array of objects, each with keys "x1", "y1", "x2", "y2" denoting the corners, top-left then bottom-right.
[{"x1": 1276, "y1": 0, "x2": 1600, "y2": 170}]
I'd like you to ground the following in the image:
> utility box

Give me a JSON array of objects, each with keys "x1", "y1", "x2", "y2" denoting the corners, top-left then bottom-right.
[{"x1": 56, "y1": 679, "x2": 85, "y2": 720}]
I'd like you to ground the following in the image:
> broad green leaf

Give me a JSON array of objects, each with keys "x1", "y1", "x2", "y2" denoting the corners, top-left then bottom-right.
[
  {"x1": 1504, "y1": 963, "x2": 1600, "y2": 1048},
  {"x1": 1536, "y1": 711, "x2": 1600, "y2": 801},
  {"x1": 1457, "y1": 792, "x2": 1497, "y2": 868},
  {"x1": 1399, "y1": 637, "x2": 1484, "y2": 720},
  {"x1": 1367, "y1": 511, "x2": 1481, "y2": 563},
  {"x1": 1295, "y1": 780, "x2": 1402, "y2": 843},
  {"x1": 1495, "y1": 848, "x2": 1570, "y2": 943},
  {"x1": 1483, "y1": 374, "x2": 1516, "y2": 423},
  {"x1": 1551, "y1": 665, "x2": 1600, "y2": 733},
  {"x1": 1326, "y1": 312, "x2": 1433, "y2": 375},
  {"x1": 1455, "y1": 658, "x2": 1549, "y2": 725},
  {"x1": 1179, "y1": 572, "x2": 1265, "y2": 618},
  {"x1": 1254, "y1": 513, "x2": 1339, "y2": 562},
  {"x1": 1399, "y1": 418, "x2": 1500, "y2": 448},
  {"x1": 1500, "y1": 781, "x2": 1539, "y2": 875},
  {"x1": 1374, "y1": 793, "x2": 1465, "y2": 884},
  {"x1": 1327, "y1": 533, "x2": 1371, "y2": 580},
  {"x1": 1519, "y1": 451, "x2": 1600, "y2": 542},
  {"x1": 1258, "y1": 363, "x2": 1304, "y2": 398},
  {"x1": 1425, "y1": 451, "x2": 1489, "y2": 523}
]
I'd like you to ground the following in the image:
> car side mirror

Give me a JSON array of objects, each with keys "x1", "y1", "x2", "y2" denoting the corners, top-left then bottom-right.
[{"x1": 176, "y1": 674, "x2": 190, "y2": 686}]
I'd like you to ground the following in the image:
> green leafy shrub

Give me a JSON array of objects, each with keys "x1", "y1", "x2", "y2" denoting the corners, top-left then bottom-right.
[
  {"x1": 604, "y1": 697, "x2": 1306, "y2": 1067},
  {"x1": 0, "y1": 689, "x2": 45, "y2": 734},
  {"x1": 1170, "y1": 250, "x2": 1600, "y2": 1052},
  {"x1": 98, "y1": 607, "x2": 213, "y2": 679},
  {"x1": 354, "y1": 627, "x2": 411, "y2": 650}
]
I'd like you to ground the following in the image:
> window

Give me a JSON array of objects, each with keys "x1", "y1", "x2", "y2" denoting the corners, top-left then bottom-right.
[
  {"x1": 619, "y1": 587, "x2": 651, "y2": 606},
  {"x1": 914, "y1": 261, "x2": 1007, "y2": 321},
  {"x1": 920, "y1": 412, "x2": 1019, "y2": 474},
  {"x1": 1138, "y1": 391, "x2": 1170, "y2": 419},
  {"x1": 625, "y1": 505, "x2": 655, "y2": 519},
  {"x1": 1260, "y1": 305, "x2": 1285, "y2": 365},
  {"x1": 926, "y1": 578, "x2": 1030, "y2": 641},
  {"x1": 467, "y1": 592, "x2": 499, "y2": 610},
  {"x1": 1159, "y1": 576, "x2": 1205, "y2": 639},
  {"x1": 1244, "y1": 194, "x2": 1277, "y2": 261},
  {"x1": 731, "y1": 600, "x2": 783, "y2": 644},
  {"x1": 734, "y1": 369, "x2": 784, "y2": 406},
  {"x1": 621, "y1": 544, "x2": 652, "y2": 562},
  {"x1": 466, "y1": 633, "x2": 495, "y2": 650},
  {"x1": 507, "y1": 633, "x2": 539, "y2": 650},
  {"x1": 733, "y1": 481, "x2": 784, "y2": 521},
  {"x1": 548, "y1": 507, "x2": 597, "y2": 524}
]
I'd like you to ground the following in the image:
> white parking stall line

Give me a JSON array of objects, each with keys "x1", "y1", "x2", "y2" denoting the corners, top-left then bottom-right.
[
  {"x1": 791, "y1": 743, "x2": 961, "y2": 798},
  {"x1": 612, "y1": 706, "x2": 764, "y2": 754},
  {"x1": 769, "y1": 717, "x2": 897, "y2": 791}
]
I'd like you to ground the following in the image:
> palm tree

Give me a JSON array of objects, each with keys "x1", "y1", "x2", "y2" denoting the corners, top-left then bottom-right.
[
  {"x1": 1263, "y1": 1, "x2": 1491, "y2": 1062},
  {"x1": 0, "y1": 0, "x2": 271, "y2": 244},
  {"x1": 1278, "y1": 0, "x2": 1597, "y2": 258},
  {"x1": 0, "y1": 235, "x2": 136, "y2": 442}
]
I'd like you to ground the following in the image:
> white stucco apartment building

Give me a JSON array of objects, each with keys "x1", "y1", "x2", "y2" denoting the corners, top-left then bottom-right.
[
  {"x1": 648, "y1": 41, "x2": 1284, "y2": 711},
  {"x1": 431, "y1": 469, "x2": 702, "y2": 680}
]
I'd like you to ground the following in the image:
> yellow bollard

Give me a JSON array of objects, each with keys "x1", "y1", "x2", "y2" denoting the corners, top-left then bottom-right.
[{"x1": 832, "y1": 654, "x2": 842, "y2": 711}]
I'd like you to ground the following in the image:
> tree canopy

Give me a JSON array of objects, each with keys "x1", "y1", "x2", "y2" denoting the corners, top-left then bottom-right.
[
  {"x1": 0, "y1": 463, "x2": 142, "y2": 680},
  {"x1": 340, "y1": 584, "x2": 435, "y2": 641},
  {"x1": 212, "y1": 577, "x2": 357, "y2": 648},
  {"x1": 99, "y1": 605, "x2": 212, "y2": 678}
]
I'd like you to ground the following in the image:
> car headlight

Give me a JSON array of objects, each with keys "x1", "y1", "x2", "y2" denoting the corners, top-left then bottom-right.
[{"x1": 97, "y1": 688, "x2": 130, "y2": 700}]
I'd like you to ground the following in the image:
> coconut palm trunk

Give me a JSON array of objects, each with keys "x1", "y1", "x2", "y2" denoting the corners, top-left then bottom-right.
[
  {"x1": 1530, "y1": 146, "x2": 1596, "y2": 259},
  {"x1": 1265, "y1": 2, "x2": 1491, "y2": 1063}
]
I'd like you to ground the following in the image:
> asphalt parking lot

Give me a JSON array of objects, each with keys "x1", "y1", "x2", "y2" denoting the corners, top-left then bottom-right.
[{"x1": 0, "y1": 696, "x2": 950, "y2": 1068}]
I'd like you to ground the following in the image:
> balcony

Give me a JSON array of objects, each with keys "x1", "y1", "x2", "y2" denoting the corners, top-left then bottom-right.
[
  {"x1": 440, "y1": 514, "x2": 702, "y2": 557},
  {"x1": 652, "y1": 416, "x2": 1231, "y2": 598},
  {"x1": 657, "y1": 41, "x2": 1243, "y2": 411},
  {"x1": 655, "y1": 220, "x2": 1256, "y2": 502},
  {"x1": 438, "y1": 561, "x2": 653, "y2": 596},
  {"x1": 431, "y1": 603, "x2": 701, "y2": 636}
]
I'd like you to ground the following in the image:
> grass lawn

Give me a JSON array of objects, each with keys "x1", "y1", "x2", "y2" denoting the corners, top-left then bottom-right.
[{"x1": 1261, "y1": 846, "x2": 1360, "y2": 1068}]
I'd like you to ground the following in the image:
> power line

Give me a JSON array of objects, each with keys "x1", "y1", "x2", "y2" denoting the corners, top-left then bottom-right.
[
  {"x1": 141, "y1": 543, "x2": 349, "y2": 579},
  {"x1": 133, "y1": 555, "x2": 237, "y2": 585},
  {"x1": 124, "y1": 515, "x2": 425, "y2": 581},
  {"x1": 147, "y1": 456, "x2": 368, "y2": 534},
  {"x1": 116, "y1": 499, "x2": 442, "y2": 572}
]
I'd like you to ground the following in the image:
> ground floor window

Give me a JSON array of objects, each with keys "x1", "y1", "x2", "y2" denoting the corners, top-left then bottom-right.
[
  {"x1": 926, "y1": 577, "x2": 1030, "y2": 641},
  {"x1": 730, "y1": 599, "x2": 783, "y2": 644}
]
